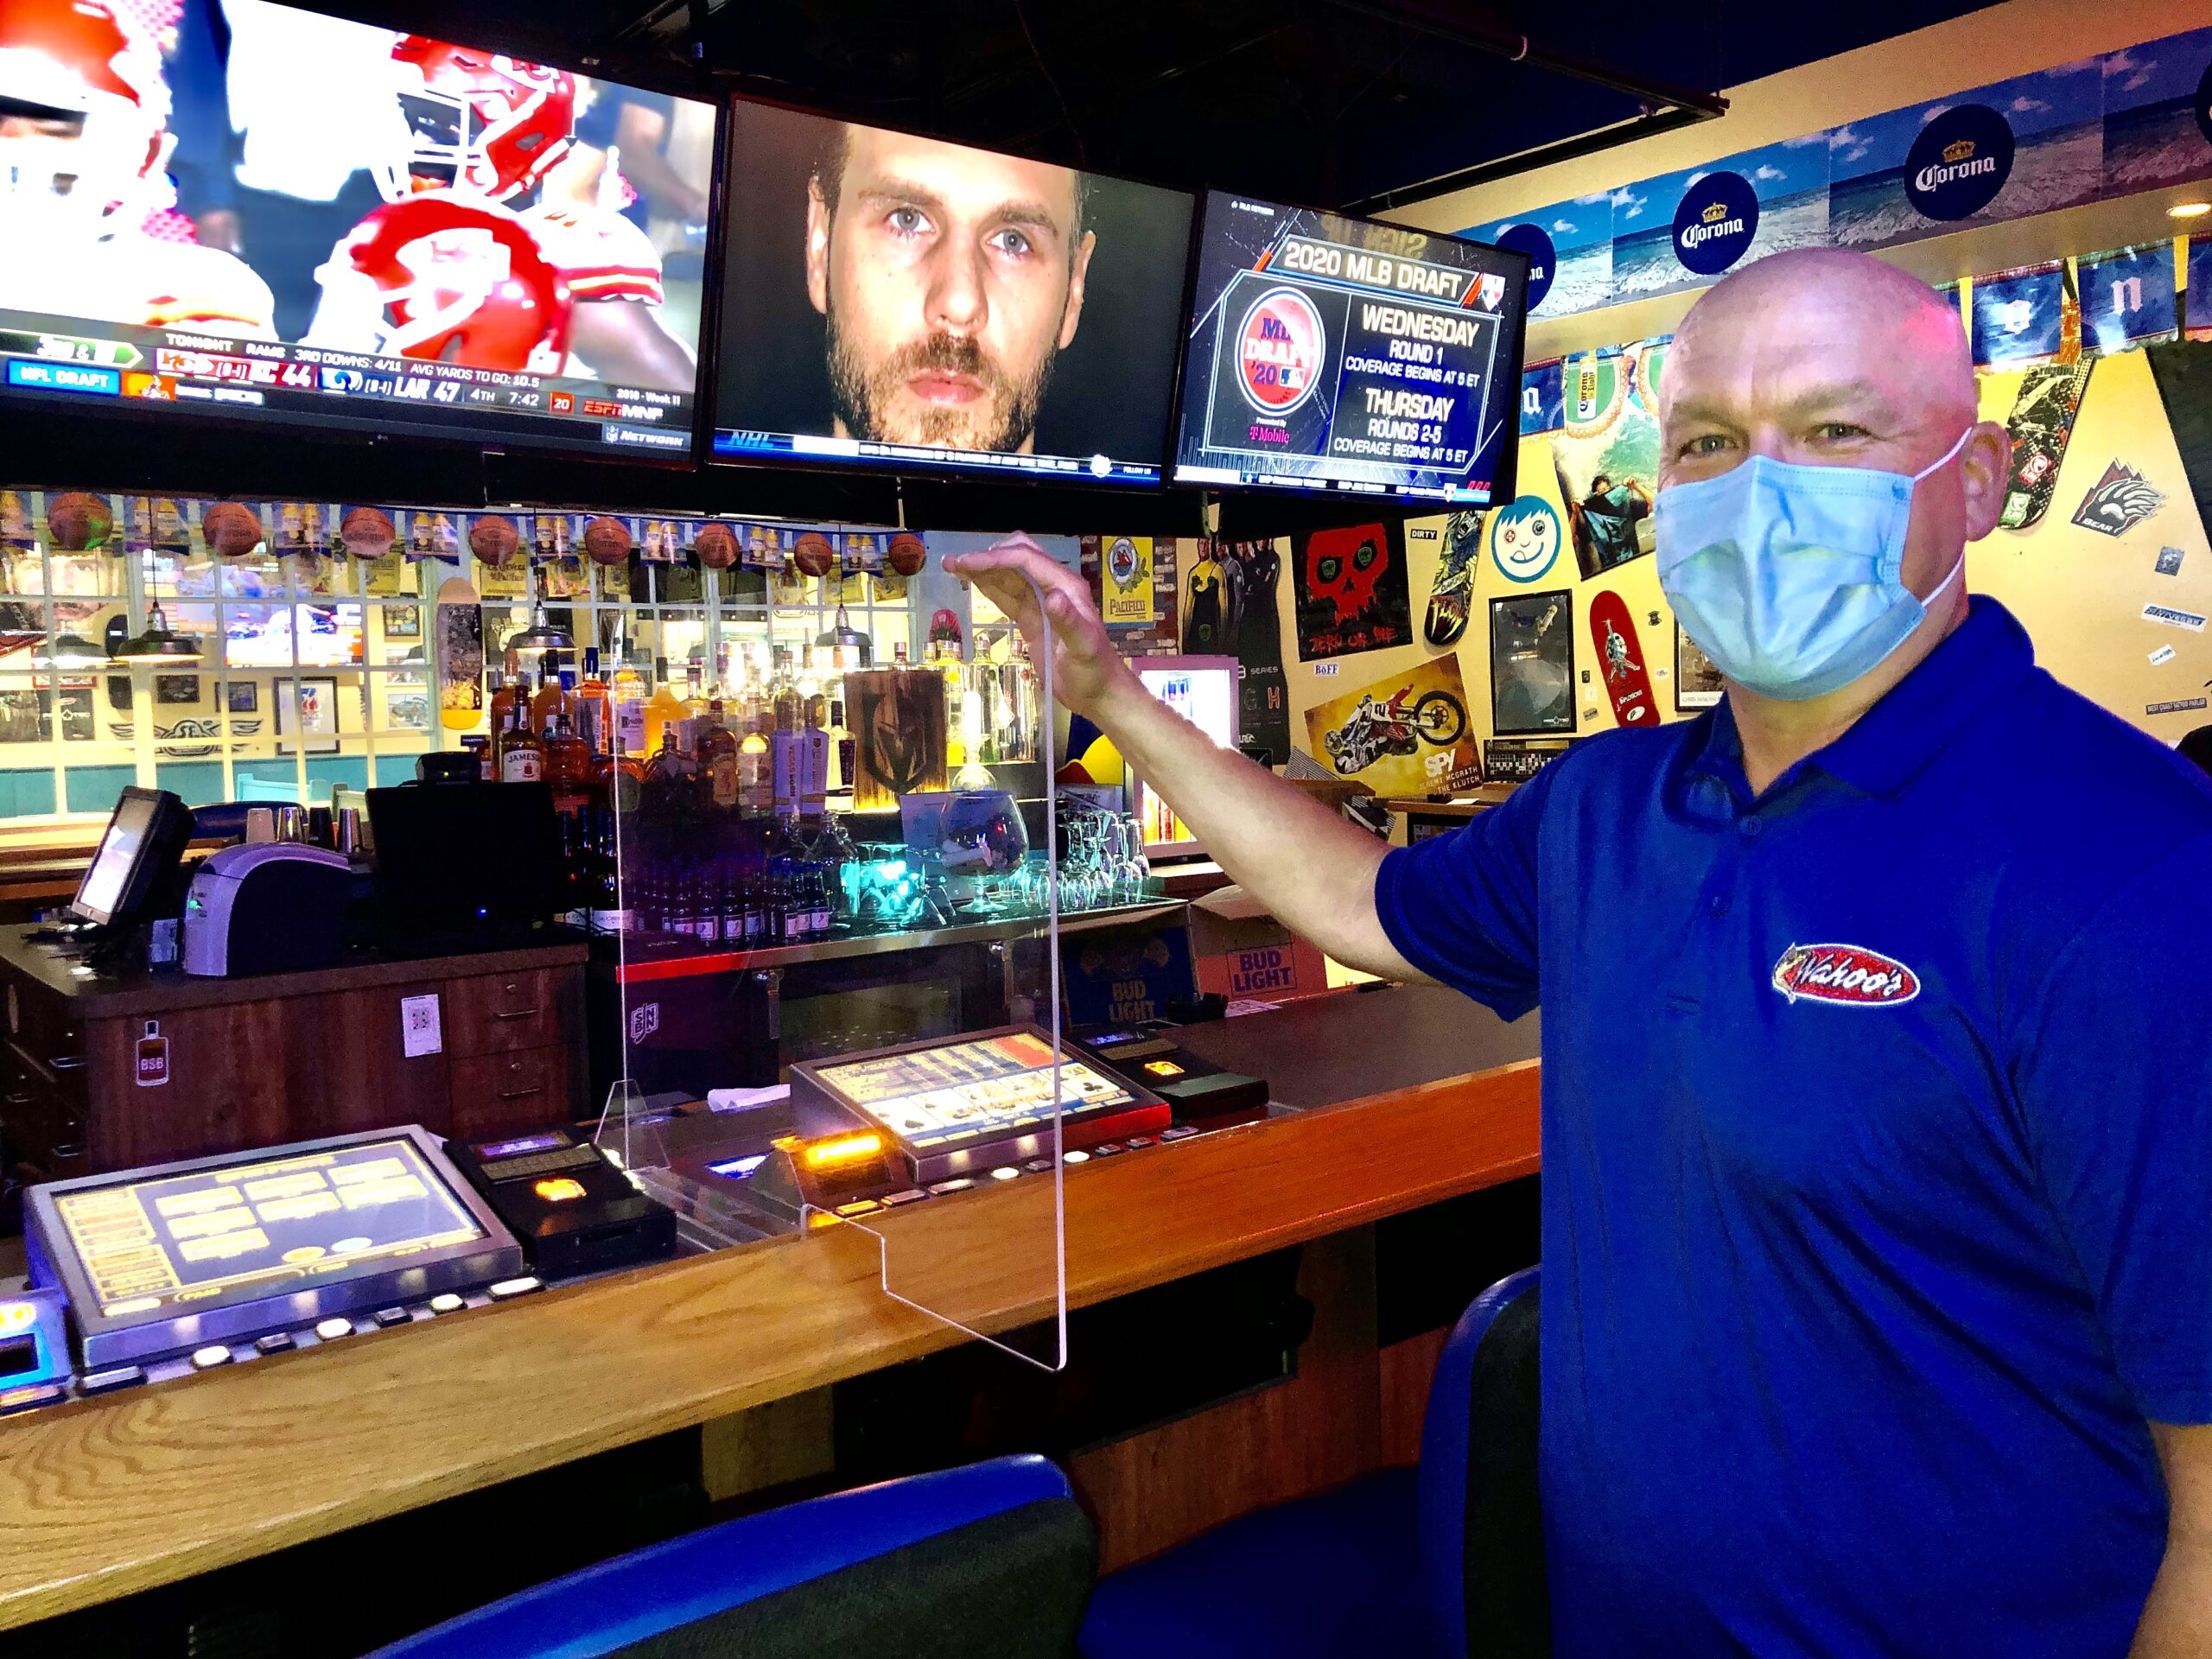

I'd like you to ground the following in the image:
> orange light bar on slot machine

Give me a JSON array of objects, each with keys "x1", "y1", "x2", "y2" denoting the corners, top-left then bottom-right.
[{"x1": 803, "y1": 1131, "x2": 886, "y2": 1172}]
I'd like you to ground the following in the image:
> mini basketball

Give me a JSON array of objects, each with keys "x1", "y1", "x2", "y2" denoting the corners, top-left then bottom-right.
[
  {"x1": 583, "y1": 515, "x2": 633, "y2": 566},
  {"x1": 468, "y1": 515, "x2": 521, "y2": 566},
  {"x1": 200, "y1": 500, "x2": 264, "y2": 559},
  {"x1": 693, "y1": 523, "x2": 739, "y2": 569},
  {"x1": 887, "y1": 532, "x2": 926, "y2": 576},
  {"x1": 340, "y1": 505, "x2": 396, "y2": 558},
  {"x1": 43, "y1": 492, "x2": 112, "y2": 551},
  {"x1": 793, "y1": 531, "x2": 836, "y2": 578}
]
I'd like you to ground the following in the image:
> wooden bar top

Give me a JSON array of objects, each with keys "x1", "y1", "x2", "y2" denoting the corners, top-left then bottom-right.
[
  {"x1": 0, "y1": 990, "x2": 1540, "y2": 1629},
  {"x1": 0, "y1": 924, "x2": 589, "y2": 1017}
]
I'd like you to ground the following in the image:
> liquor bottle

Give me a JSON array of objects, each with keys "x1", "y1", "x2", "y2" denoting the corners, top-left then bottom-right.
[
  {"x1": 935, "y1": 639, "x2": 968, "y2": 769},
  {"x1": 701, "y1": 697, "x2": 741, "y2": 815},
  {"x1": 771, "y1": 646, "x2": 800, "y2": 734},
  {"x1": 643, "y1": 655, "x2": 684, "y2": 759},
  {"x1": 824, "y1": 652, "x2": 853, "y2": 797},
  {"x1": 498, "y1": 679, "x2": 544, "y2": 782},
  {"x1": 738, "y1": 662, "x2": 773, "y2": 817},
  {"x1": 800, "y1": 646, "x2": 828, "y2": 733},
  {"x1": 611, "y1": 646, "x2": 645, "y2": 704},
  {"x1": 576, "y1": 647, "x2": 610, "y2": 750},
  {"x1": 683, "y1": 658, "x2": 708, "y2": 721},
  {"x1": 586, "y1": 805, "x2": 632, "y2": 936},
  {"x1": 487, "y1": 667, "x2": 518, "y2": 737},
  {"x1": 611, "y1": 648, "x2": 646, "y2": 758},
  {"x1": 544, "y1": 712, "x2": 593, "y2": 814},
  {"x1": 531, "y1": 654, "x2": 575, "y2": 734}
]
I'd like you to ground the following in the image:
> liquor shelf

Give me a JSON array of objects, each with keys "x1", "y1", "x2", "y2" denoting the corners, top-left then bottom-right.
[{"x1": 607, "y1": 898, "x2": 1189, "y2": 983}]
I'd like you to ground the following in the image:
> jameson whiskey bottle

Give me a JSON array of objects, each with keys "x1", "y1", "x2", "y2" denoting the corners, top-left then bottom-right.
[{"x1": 498, "y1": 677, "x2": 544, "y2": 782}]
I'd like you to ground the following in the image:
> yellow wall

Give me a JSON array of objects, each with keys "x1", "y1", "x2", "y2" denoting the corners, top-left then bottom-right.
[
  {"x1": 1970, "y1": 350, "x2": 2212, "y2": 731},
  {"x1": 1395, "y1": 0, "x2": 2201, "y2": 237},
  {"x1": 1207, "y1": 343, "x2": 2212, "y2": 775}
]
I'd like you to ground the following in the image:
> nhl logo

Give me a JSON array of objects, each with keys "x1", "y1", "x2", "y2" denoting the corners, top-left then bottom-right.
[
  {"x1": 1235, "y1": 285, "x2": 1326, "y2": 416},
  {"x1": 1477, "y1": 272, "x2": 1505, "y2": 312}
]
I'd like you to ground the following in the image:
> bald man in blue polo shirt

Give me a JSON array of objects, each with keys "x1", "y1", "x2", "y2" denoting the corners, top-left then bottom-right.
[{"x1": 948, "y1": 247, "x2": 2212, "y2": 1656}]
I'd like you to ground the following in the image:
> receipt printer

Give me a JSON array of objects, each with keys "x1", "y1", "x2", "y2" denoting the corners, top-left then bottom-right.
[{"x1": 183, "y1": 844, "x2": 351, "y2": 977}]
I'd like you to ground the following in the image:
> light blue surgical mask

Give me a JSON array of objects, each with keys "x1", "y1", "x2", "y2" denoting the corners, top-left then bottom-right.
[{"x1": 1654, "y1": 428, "x2": 1974, "y2": 701}]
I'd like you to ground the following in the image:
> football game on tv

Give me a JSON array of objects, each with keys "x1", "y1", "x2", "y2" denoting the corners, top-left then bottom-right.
[{"x1": 0, "y1": 0, "x2": 715, "y2": 454}]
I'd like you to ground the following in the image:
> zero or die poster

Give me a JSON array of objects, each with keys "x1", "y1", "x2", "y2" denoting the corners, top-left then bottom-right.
[{"x1": 1292, "y1": 520, "x2": 1412, "y2": 660}]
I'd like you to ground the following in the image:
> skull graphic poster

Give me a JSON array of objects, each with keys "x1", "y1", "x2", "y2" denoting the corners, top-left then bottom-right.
[
  {"x1": 1304, "y1": 655, "x2": 1480, "y2": 795},
  {"x1": 1292, "y1": 520, "x2": 1412, "y2": 661}
]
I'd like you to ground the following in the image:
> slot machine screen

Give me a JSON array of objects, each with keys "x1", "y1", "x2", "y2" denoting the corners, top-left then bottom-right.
[
  {"x1": 0, "y1": 0, "x2": 715, "y2": 457},
  {"x1": 711, "y1": 99, "x2": 1194, "y2": 486},
  {"x1": 27, "y1": 1127, "x2": 520, "y2": 1365},
  {"x1": 1173, "y1": 191, "x2": 1528, "y2": 502},
  {"x1": 804, "y1": 1027, "x2": 1150, "y2": 1157}
]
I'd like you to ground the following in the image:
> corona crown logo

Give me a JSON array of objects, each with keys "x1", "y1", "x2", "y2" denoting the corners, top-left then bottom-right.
[
  {"x1": 1700, "y1": 200, "x2": 1728, "y2": 225},
  {"x1": 1942, "y1": 138, "x2": 1975, "y2": 163}
]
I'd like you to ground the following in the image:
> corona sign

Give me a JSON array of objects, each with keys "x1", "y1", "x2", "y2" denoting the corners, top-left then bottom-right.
[
  {"x1": 1235, "y1": 286, "x2": 1326, "y2": 416},
  {"x1": 1671, "y1": 170, "x2": 1759, "y2": 276},
  {"x1": 1905, "y1": 104, "x2": 2013, "y2": 220}
]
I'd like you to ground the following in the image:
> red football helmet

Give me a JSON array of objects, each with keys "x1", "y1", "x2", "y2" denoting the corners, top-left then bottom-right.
[
  {"x1": 379, "y1": 36, "x2": 575, "y2": 204},
  {"x1": 324, "y1": 195, "x2": 571, "y2": 371},
  {"x1": 0, "y1": 0, "x2": 173, "y2": 237}
]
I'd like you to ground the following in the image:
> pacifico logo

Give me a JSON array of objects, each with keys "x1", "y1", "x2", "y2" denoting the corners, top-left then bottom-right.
[
  {"x1": 1679, "y1": 201, "x2": 1745, "y2": 250},
  {"x1": 1915, "y1": 138, "x2": 1998, "y2": 193},
  {"x1": 1235, "y1": 285, "x2": 1326, "y2": 416},
  {"x1": 1770, "y1": 944, "x2": 1922, "y2": 1008}
]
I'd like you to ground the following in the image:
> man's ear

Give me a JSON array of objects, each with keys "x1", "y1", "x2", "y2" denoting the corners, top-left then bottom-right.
[
  {"x1": 806, "y1": 178, "x2": 831, "y2": 317},
  {"x1": 1960, "y1": 419, "x2": 2012, "y2": 543},
  {"x1": 1058, "y1": 228, "x2": 1096, "y2": 350}
]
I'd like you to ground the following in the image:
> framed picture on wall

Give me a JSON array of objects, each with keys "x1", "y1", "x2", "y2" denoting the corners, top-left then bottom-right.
[
  {"x1": 155, "y1": 674, "x2": 200, "y2": 705},
  {"x1": 226, "y1": 681, "x2": 258, "y2": 715},
  {"x1": 384, "y1": 604, "x2": 421, "y2": 640},
  {"x1": 1488, "y1": 590, "x2": 1576, "y2": 737},
  {"x1": 276, "y1": 676, "x2": 340, "y2": 755},
  {"x1": 1675, "y1": 624, "x2": 1726, "y2": 711}
]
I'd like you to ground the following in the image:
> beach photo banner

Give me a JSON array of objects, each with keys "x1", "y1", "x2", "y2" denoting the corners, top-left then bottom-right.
[{"x1": 1458, "y1": 27, "x2": 2212, "y2": 321}]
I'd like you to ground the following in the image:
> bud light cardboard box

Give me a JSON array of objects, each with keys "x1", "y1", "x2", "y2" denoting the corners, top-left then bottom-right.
[{"x1": 1188, "y1": 889, "x2": 1332, "y2": 1004}]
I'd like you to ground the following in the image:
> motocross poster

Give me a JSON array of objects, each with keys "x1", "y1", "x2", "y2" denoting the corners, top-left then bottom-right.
[
  {"x1": 1304, "y1": 656, "x2": 1481, "y2": 795},
  {"x1": 1490, "y1": 589, "x2": 1577, "y2": 736},
  {"x1": 1291, "y1": 520, "x2": 1413, "y2": 661}
]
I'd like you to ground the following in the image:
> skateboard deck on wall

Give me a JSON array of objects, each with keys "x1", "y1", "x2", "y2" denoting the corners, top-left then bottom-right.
[
  {"x1": 1587, "y1": 589, "x2": 1656, "y2": 728},
  {"x1": 1999, "y1": 360, "x2": 2094, "y2": 530},
  {"x1": 435, "y1": 575, "x2": 485, "y2": 733}
]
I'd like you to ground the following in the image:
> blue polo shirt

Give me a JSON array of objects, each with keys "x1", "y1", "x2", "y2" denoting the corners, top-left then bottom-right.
[{"x1": 1376, "y1": 598, "x2": 2212, "y2": 1657}]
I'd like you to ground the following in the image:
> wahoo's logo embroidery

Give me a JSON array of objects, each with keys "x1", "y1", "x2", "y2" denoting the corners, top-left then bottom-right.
[{"x1": 1770, "y1": 944, "x2": 1921, "y2": 1007}]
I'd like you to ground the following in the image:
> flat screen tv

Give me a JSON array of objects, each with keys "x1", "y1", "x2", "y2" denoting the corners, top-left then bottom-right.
[
  {"x1": 0, "y1": 0, "x2": 715, "y2": 457},
  {"x1": 711, "y1": 99, "x2": 1195, "y2": 486},
  {"x1": 1173, "y1": 191, "x2": 1529, "y2": 504}
]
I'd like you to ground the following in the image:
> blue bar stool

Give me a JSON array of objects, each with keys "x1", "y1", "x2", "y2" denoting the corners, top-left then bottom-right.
[
  {"x1": 371, "y1": 1453, "x2": 1095, "y2": 1658},
  {"x1": 1080, "y1": 1267, "x2": 1543, "y2": 1659}
]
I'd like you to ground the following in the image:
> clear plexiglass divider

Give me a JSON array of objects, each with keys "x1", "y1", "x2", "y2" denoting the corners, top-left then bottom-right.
[{"x1": 594, "y1": 574, "x2": 1076, "y2": 1371}]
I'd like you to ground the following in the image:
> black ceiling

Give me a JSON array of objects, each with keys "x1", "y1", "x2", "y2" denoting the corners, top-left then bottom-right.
[{"x1": 334, "y1": 0, "x2": 1997, "y2": 213}]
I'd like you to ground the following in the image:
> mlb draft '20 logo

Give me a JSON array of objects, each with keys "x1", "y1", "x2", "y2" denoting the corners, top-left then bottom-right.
[
  {"x1": 1236, "y1": 286, "x2": 1325, "y2": 416},
  {"x1": 1770, "y1": 944, "x2": 1921, "y2": 1007}
]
